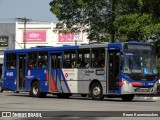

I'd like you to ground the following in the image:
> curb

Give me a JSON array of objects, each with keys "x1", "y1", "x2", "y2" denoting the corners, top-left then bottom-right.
[{"x1": 135, "y1": 97, "x2": 160, "y2": 101}]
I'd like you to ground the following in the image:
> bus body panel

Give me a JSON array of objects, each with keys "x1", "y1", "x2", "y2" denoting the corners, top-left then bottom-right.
[
  {"x1": 77, "y1": 68, "x2": 107, "y2": 94},
  {"x1": 61, "y1": 69, "x2": 78, "y2": 93},
  {"x1": 49, "y1": 68, "x2": 72, "y2": 93},
  {"x1": 25, "y1": 69, "x2": 48, "y2": 91},
  {"x1": 3, "y1": 70, "x2": 16, "y2": 91}
]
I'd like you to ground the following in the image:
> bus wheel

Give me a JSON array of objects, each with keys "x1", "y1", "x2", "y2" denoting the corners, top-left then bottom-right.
[
  {"x1": 121, "y1": 95, "x2": 134, "y2": 101},
  {"x1": 81, "y1": 94, "x2": 87, "y2": 97},
  {"x1": 90, "y1": 82, "x2": 104, "y2": 100},
  {"x1": 31, "y1": 81, "x2": 47, "y2": 98}
]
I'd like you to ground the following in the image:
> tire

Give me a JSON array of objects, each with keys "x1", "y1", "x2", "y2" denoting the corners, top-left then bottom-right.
[
  {"x1": 90, "y1": 82, "x2": 104, "y2": 100},
  {"x1": 30, "y1": 81, "x2": 47, "y2": 98},
  {"x1": 121, "y1": 95, "x2": 134, "y2": 101},
  {"x1": 0, "y1": 86, "x2": 2, "y2": 92},
  {"x1": 81, "y1": 94, "x2": 87, "y2": 97}
]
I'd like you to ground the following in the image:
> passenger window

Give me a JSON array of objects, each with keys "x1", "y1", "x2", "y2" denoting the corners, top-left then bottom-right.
[
  {"x1": 77, "y1": 49, "x2": 90, "y2": 68},
  {"x1": 6, "y1": 53, "x2": 16, "y2": 69},
  {"x1": 91, "y1": 48, "x2": 105, "y2": 68},
  {"x1": 38, "y1": 52, "x2": 48, "y2": 69},
  {"x1": 64, "y1": 51, "x2": 76, "y2": 68},
  {"x1": 27, "y1": 52, "x2": 37, "y2": 69}
]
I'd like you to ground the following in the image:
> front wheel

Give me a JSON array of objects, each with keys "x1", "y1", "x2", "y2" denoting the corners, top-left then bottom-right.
[
  {"x1": 90, "y1": 82, "x2": 104, "y2": 100},
  {"x1": 30, "y1": 81, "x2": 47, "y2": 98},
  {"x1": 121, "y1": 95, "x2": 134, "y2": 101}
]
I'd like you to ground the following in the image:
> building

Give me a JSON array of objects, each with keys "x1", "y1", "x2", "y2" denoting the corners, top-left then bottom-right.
[
  {"x1": 0, "y1": 21, "x2": 89, "y2": 77},
  {"x1": 0, "y1": 21, "x2": 89, "y2": 63}
]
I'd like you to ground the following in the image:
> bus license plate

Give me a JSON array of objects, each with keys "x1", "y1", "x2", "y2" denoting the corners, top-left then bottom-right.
[{"x1": 140, "y1": 88, "x2": 149, "y2": 92}]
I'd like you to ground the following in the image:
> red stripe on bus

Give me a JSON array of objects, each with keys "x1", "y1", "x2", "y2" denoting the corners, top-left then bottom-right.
[
  {"x1": 50, "y1": 75, "x2": 56, "y2": 91},
  {"x1": 47, "y1": 70, "x2": 56, "y2": 91}
]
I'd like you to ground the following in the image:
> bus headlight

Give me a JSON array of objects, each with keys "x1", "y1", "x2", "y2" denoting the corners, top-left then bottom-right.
[
  {"x1": 122, "y1": 80, "x2": 132, "y2": 86},
  {"x1": 158, "y1": 79, "x2": 160, "y2": 84}
]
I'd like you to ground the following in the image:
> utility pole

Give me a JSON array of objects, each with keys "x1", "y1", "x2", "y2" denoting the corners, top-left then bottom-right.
[
  {"x1": 16, "y1": 17, "x2": 31, "y2": 49},
  {"x1": 111, "y1": 0, "x2": 116, "y2": 43}
]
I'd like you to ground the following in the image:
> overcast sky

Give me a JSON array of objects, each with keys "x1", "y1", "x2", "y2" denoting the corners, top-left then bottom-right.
[{"x1": 0, "y1": 0, "x2": 57, "y2": 22}]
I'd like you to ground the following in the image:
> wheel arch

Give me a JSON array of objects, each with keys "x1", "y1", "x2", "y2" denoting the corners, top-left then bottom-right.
[
  {"x1": 30, "y1": 79, "x2": 39, "y2": 89},
  {"x1": 89, "y1": 79, "x2": 103, "y2": 94}
]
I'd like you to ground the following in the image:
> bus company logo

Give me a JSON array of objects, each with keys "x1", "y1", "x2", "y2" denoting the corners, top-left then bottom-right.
[
  {"x1": 65, "y1": 73, "x2": 68, "y2": 78},
  {"x1": 26, "y1": 70, "x2": 33, "y2": 78},
  {"x1": 6, "y1": 72, "x2": 13, "y2": 76},
  {"x1": 81, "y1": 70, "x2": 85, "y2": 74},
  {"x1": 28, "y1": 70, "x2": 31, "y2": 76}
]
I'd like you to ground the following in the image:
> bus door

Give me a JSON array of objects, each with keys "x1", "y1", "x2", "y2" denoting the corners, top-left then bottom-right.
[
  {"x1": 108, "y1": 50, "x2": 120, "y2": 94},
  {"x1": 17, "y1": 54, "x2": 26, "y2": 91},
  {"x1": 49, "y1": 53, "x2": 62, "y2": 92}
]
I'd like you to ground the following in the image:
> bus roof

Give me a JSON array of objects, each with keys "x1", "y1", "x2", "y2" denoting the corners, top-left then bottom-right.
[{"x1": 4, "y1": 41, "x2": 151, "y2": 54}]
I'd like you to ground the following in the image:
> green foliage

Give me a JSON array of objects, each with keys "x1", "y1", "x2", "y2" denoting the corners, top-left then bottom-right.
[
  {"x1": 49, "y1": 0, "x2": 160, "y2": 42},
  {"x1": 115, "y1": 13, "x2": 158, "y2": 41},
  {"x1": 50, "y1": 0, "x2": 112, "y2": 42}
]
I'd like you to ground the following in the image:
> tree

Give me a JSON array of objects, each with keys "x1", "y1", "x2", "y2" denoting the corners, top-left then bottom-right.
[
  {"x1": 50, "y1": 0, "x2": 113, "y2": 42},
  {"x1": 115, "y1": 13, "x2": 160, "y2": 41},
  {"x1": 114, "y1": 0, "x2": 160, "y2": 43},
  {"x1": 49, "y1": 0, "x2": 160, "y2": 42}
]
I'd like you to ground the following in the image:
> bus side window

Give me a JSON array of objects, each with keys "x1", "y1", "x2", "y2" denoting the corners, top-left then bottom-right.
[
  {"x1": 64, "y1": 50, "x2": 76, "y2": 68},
  {"x1": 6, "y1": 53, "x2": 16, "y2": 70},
  {"x1": 27, "y1": 52, "x2": 37, "y2": 69},
  {"x1": 91, "y1": 48, "x2": 105, "y2": 68},
  {"x1": 28, "y1": 61, "x2": 36, "y2": 68},
  {"x1": 76, "y1": 60, "x2": 81, "y2": 68},
  {"x1": 77, "y1": 49, "x2": 90, "y2": 68},
  {"x1": 38, "y1": 52, "x2": 48, "y2": 69}
]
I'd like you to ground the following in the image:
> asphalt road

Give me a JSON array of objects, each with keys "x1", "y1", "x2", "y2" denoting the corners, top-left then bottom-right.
[{"x1": 0, "y1": 92, "x2": 160, "y2": 120}]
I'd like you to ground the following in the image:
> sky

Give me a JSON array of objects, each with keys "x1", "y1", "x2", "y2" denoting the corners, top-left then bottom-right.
[{"x1": 0, "y1": 0, "x2": 57, "y2": 22}]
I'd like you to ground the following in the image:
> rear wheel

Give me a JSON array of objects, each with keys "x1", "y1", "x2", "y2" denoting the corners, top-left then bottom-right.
[
  {"x1": 90, "y1": 82, "x2": 104, "y2": 100},
  {"x1": 30, "y1": 81, "x2": 47, "y2": 98},
  {"x1": 121, "y1": 95, "x2": 134, "y2": 101}
]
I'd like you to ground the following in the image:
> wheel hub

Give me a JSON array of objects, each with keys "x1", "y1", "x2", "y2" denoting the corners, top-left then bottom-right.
[
  {"x1": 93, "y1": 86, "x2": 100, "y2": 96},
  {"x1": 33, "y1": 86, "x2": 38, "y2": 95}
]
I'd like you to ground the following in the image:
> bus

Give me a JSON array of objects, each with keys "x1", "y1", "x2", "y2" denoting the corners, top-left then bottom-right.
[{"x1": 2, "y1": 42, "x2": 158, "y2": 101}]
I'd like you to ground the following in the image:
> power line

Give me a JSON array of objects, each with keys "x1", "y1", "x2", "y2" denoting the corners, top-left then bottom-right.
[
  {"x1": 0, "y1": 18, "x2": 56, "y2": 22},
  {"x1": 5, "y1": 31, "x2": 23, "y2": 49}
]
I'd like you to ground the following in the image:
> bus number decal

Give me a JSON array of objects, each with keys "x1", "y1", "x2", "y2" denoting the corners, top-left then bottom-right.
[{"x1": 6, "y1": 72, "x2": 13, "y2": 76}]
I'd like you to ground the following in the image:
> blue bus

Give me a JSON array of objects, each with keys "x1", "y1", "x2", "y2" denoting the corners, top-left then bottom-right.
[{"x1": 2, "y1": 42, "x2": 158, "y2": 101}]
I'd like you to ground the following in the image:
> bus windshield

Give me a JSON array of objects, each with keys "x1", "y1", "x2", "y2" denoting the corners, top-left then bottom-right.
[{"x1": 123, "y1": 50, "x2": 157, "y2": 75}]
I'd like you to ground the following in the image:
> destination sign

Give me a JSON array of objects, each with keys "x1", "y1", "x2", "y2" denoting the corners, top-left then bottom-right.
[{"x1": 125, "y1": 44, "x2": 152, "y2": 50}]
